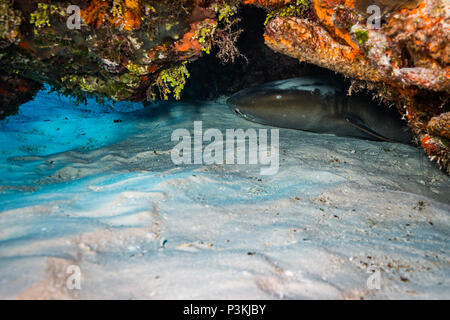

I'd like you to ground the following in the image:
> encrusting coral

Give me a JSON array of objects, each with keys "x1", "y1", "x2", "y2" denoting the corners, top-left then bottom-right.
[{"x1": 0, "y1": 0, "x2": 242, "y2": 106}]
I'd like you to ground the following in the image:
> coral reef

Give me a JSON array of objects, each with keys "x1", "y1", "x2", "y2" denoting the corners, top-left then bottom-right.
[
  {"x1": 258, "y1": 0, "x2": 450, "y2": 172},
  {"x1": 0, "y1": 0, "x2": 242, "y2": 104}
]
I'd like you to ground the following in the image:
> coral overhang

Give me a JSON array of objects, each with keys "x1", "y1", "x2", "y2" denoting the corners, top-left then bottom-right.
[
  {"x1": 0, "y1": 0, "x2": 238, "y2": 106},
  {"x1": 260, "y1": 0, "x2": 449, "y2": 172},
  {"x1": 0, "y1": 0, "x2": 449, "y2": 172}
]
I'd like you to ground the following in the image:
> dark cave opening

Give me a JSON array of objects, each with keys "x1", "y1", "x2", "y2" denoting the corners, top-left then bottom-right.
[{"x1": 183, "y1": 5, "x2": 340, "y2": 100}]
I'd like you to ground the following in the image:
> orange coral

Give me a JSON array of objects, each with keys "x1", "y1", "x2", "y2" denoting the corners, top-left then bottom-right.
[
  {"x1": 174, "y1": 28, "x2": 203, "y2": 53},
  {"x1": 82, "y1": 0, "x2": 142, "y2": 31},
  {"x1": 174, "y1": 19, "x2": 217, "y2": 59},
  {"x1": 124, "y1": 0, "x2": 139, "y2": 10},
  {"x1": 421, "y1": 135, "x2": 445, "y2": 158},
  {"x1": 313, "y1": 0, "x2": 361, "y2": 56},
  {"x1": 110, "y1": 0, "x2": 142, "y2": 31},
  {"x1": 147, "y1": 65, "x2": 158, "y2": 73},
  {"x1": 81, "y1": 0, "x2": 109, "y2": 29},
  {"x1": 264, "y1": 17, "x2": 380, "y2": 81}
]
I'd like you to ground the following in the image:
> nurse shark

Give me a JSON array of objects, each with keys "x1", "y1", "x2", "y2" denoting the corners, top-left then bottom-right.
[{"x1": 227, "y1": 77, "x2": 413, "y2": 144}]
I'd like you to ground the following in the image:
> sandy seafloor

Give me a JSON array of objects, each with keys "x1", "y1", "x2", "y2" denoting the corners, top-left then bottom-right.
[{"x1": 0, "y1": 88, "x2": 449, "y2": 299}]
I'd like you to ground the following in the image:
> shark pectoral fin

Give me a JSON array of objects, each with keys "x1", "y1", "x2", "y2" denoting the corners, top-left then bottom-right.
[{"x1": 344, "y1": 113, "x2": 393, "y2": 142}]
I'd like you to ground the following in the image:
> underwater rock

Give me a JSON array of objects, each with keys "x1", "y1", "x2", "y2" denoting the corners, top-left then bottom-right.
[
  {"x1": 428, "y1": 113, "x2": 450, "y2": 140},
  {"x1": 227, "y1": 77, "x2": 413, "y2": 143},
  {"x1": 259, "y1": 0, "x2": 450, "y2": 172}
]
